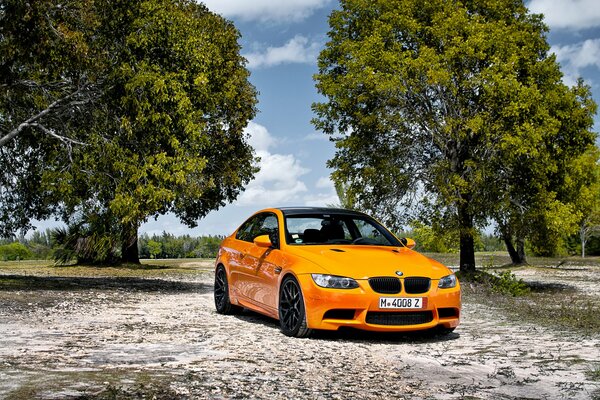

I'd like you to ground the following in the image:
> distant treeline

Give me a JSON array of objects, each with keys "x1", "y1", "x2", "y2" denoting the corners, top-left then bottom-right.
[
  {"x1": 402, "y1": 224, "x2": 600, "y2": 256},
  {"x1": 138, "y1": 232, "x2": 224, "y2": 259},
  {"x1": 1, "y1": 228, "x2": 598, "y2": 262},
  {"x1": 0, "y1": 230, "x2": 225, "y2": 261}
]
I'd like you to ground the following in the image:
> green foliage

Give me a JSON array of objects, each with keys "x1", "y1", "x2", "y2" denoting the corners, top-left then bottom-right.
[
  {"x1": 491, "y1": 270, "x2": 531, "y2": 296},
  {"x1": 0, "y1": 242, "x2": 33, "y2": 261},
  {"x1": 586, "y1": 365, "x2": 600, "y2": 382},
  {"x1": 571, "y1": 149, "x2": 600, "y2": 257},
  {"x1": 146, "y1": 240, "x2": 162, "y2": 259},
  {"x1": 478, "y1": 233, "x2": 505, "y2": 252},
  {"x1": 458, "y1": 269, "x2": 530, "y2": 297},
  {"x1": 313, "y1": 0, "x2": 597, "y2": 271},
  {"x1": 0, "y1": 0, "x2": 258, "y2": 263},
  {"x1": 51, "y1": 216, "x2": 121, "y2": 265},
  {"x1": 410, "y1": 222, "x2": 457, "y2": 253},
  {"x1": 138, "y1": 233, "x2": 223, "y2": 259},
  {"x1": 0, "y1": 0, "x2": 102, "y2": 236}
]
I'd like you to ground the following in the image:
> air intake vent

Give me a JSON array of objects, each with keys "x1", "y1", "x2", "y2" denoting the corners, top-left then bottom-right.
[
  {"x1": 366, "y1": 311, "x2": 433, "y2": 326},
  {"x1": 369, "y1": 277, "x2": 401, "y2": 294}
]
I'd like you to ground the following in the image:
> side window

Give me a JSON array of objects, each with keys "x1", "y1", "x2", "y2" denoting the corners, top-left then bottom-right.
[
  {"x1": 235, "y1": 213, "x2": 279, "y2": 244},
  {"x1": 236, "y1": 215, "x2": 261, "y2": 242},
  {"x1": 256, "y1": 214, "x2": 279, "y2": 248}
]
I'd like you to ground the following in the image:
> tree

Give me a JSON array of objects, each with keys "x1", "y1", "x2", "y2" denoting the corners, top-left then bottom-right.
[
  {"x1": 1, "y1": 0, "x2": 258, "y2": 263},
  {"x1": 313, "y1": 0, "x2": 597, "y2": 272},
  {"x1": 147, "y1": 240, "x2": 162, "y2": 259},
  {"x1": 573, "y1": 149, "x2": 600, "y2": 258},
  {"x1": 491, "y1": 79, "x2": 597, "y2": 262}
]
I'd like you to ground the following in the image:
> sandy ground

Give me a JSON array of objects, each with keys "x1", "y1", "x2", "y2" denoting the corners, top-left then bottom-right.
[{"x1": 0, "y1": 262, "x2": 599, "y2": 399}]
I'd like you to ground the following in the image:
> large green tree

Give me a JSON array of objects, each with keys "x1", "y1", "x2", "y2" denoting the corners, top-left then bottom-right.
[
  {"x1": 1, "y1": 0, "x2": 258, "y2": 263},
  {"x1": 313, "y1": 0, "x2": 597, "y2": 272}
]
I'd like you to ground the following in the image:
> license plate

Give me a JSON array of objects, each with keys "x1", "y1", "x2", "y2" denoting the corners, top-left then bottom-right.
[{"x1": 379, "y1": 297, "x2": 425, "y2": 309}]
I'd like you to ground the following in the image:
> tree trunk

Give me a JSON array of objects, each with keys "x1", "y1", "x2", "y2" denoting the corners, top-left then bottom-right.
[
  {"x1": 121, "y1": 222, "x2": 140, "y2": 264},
  {"x1": 516, "y1": 237, "x2": 527, "y2": 264},
  {"x1": 503, "y1": 234, "x2": 519, "y2": 263},
  {"x1": 581, "y1": 226, "x2": 586, "y2": 258},
  {"x1": 500, "y1": 224, "x2": 527, "y2": 265},
  {"x1": 458, "y1": 202, "x2": 476, "y2": 273}
]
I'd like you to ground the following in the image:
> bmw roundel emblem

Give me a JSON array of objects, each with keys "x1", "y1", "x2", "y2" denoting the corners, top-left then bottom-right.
[{"x1": 395, "y1": 271, "x2": 404, "y2": 277}]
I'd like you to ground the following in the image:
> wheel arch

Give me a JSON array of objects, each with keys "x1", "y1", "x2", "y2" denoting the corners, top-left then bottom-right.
[{"x1": 278, "y1": 272, "x2": 312, "y2": 328}]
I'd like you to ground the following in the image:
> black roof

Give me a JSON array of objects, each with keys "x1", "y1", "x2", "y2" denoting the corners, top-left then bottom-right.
[{"x1": 277, "y1": 207, "x2": 369, "y2": 217}]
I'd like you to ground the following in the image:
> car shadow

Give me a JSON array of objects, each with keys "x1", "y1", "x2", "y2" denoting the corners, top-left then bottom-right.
[
  {"x1": 526, "y1": 280, "x2": 577, "y2": 293},
  {"x1": 232, "y1": 308, "x2": 460, "y2": 344},
  {"x1": 0, "y1": 274, "x2": 211, "y2": 294}
]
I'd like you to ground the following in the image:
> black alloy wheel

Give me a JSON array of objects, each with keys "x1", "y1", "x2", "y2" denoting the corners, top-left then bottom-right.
[
  {"x1": 279, "y1": 276, "x2": 312, "y2": 338},
  {"x1": 214, "y1": 265, "x2": 240, "y2": 314}
]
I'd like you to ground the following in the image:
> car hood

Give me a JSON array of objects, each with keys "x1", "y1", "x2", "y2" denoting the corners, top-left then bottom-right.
[{"x1": 285, "y1": 245, "x2": 451, "y2": 279}]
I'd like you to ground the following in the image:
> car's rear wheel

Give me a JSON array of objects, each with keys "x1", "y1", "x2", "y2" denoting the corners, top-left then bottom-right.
[
  {"x1": 279, "y1": 276, "x2": 313, "y2": 338},
  {"x1": 214, "y1": 265, "x2": 241, "y2": 315}
]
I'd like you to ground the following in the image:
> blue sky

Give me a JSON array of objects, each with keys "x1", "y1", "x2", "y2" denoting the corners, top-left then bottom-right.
[
  {"x1": 32, "y1": 0, "x2": 600, "y2": 237},
  {"x1": 146, "y1": 0, "x2": 600, "y2": 237}
]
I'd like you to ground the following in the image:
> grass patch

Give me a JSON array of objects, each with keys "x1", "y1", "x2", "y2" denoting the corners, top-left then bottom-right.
[
  {"x1": 0, "y1": 258, "x2": 214, "y2": 279},
  {"x1": 458, "y1": 269, "x2": 530, "y2": 296},
  {"x1": 3, "y1": 369, "x2": 183, "y2": 400},
  {"x1": 587, "y1": 365, "x2": 600, "y2": 381},
  {"x1": 424, "y1": 252, "x2": 600, "y2": 269},
  {"x1": 462, "y1": 276, "x2": 600, "y2": 335}
]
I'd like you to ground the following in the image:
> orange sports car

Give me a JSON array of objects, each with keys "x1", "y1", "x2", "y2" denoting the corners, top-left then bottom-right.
[{"x1": 214, "y1": 207, "x2": 460, "y2": 337}]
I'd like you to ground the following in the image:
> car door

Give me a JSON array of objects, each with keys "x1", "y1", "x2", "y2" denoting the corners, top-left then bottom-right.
[
  {"x1": 228, "y1": 214, "x2": 261, "y2": 299},
  {"x1": 229, "y1": 212, "x2": 280, "y2": 311},
  {"x1": 243, "y1": 213, "x2": 283, "y2": 313}
]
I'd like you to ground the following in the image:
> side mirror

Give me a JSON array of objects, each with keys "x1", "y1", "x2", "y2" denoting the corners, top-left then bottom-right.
[
  {"x1": 254, "y1": 235, "x2": 273, "y2": 248},
  {"x1": 400, "y1": 237, "x2": 416, "y2": 250}
]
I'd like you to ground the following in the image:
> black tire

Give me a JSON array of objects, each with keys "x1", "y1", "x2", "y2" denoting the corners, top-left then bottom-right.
[
  {"x1": 214, "y1": 265, "x2": 241, "y2": 315},
  {"x1": 279, "y1": 276, "x2": 313, "y2": 338}
]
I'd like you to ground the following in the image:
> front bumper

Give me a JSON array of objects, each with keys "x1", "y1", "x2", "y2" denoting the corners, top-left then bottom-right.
[{"x1": 297, "y1": 274, "x2": 461, "y2": 332}]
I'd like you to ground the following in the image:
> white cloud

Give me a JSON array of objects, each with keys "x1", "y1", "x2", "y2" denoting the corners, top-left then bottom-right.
[
  {"x1": 304, "y1": 132, "x2": 328, "y2": 141},
  {"x1": 236, "y1": 122, "x2": 310, "y2": 206},
  {"x1": 315, "y1": 176, "x2": 334, "y2": 190},
  {"x1": 529, "y1": 0, "x2": 600, "y2": 30},
  {"x1": 303, "y1": 193, "x2": 339, "y2": 207},
  {"x1": 201, "y1": 0, "x2": 332, "y2": 23},
  {"x1": 302, "y1": 176, "x2": 338, "y2": 207},
  {"x1": 244, "y1": 35, "x2": 322, "y2": 69},
  {"x1": 245, "y1": 121, "x2": 277, "y2": 152},
  {"x1": 552, "y1": 39, "x2": 600, "y2": 86}
]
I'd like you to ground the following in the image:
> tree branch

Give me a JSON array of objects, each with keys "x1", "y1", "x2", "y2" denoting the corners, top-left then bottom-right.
[{"x1": 0, "y1": 87, "x2": 94, "y2": 147}]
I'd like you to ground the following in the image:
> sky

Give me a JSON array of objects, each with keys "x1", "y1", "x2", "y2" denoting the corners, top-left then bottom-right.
[{"x1": 32, "y1": 0, "x2": 600, "y2": 237}]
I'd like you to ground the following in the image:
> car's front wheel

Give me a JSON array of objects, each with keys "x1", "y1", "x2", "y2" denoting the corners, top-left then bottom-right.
[
  {"x1": 214, "y1": 265, "x2": 241, "y2": 315},
  {"x1": 279, "y1": 276, "x2": 313, "y2": 338}
]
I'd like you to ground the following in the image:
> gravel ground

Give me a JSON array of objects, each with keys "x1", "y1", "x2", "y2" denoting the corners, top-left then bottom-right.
[{"x1": 0, "y1": 261, "x2": 599, "y2": 399}]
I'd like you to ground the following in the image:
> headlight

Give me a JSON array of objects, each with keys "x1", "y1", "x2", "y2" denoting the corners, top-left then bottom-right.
[
  {"x1": 438, "y1": 274, "x2": 457, "y2": 289},
  {"x1": 311, "y1": 274, "x2": 359, "y2": 289}
]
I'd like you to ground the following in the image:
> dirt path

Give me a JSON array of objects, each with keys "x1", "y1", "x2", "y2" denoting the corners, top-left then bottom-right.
[{"x1": 0, "y1": 266, "x2": 598, "y2": 399}]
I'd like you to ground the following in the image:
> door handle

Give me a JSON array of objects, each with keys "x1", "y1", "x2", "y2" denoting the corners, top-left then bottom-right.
[{"x1": 274, "y1": 266, "x2": 282, "y2": 274}]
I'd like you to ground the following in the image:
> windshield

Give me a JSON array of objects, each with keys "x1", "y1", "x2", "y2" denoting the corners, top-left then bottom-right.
[{"x1": 284, "y1": 213, "x2": 400, "y2": 246}]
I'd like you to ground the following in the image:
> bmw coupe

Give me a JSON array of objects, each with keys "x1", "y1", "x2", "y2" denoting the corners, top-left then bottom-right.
[{"x1": 214, "y1": 207, "x2": 461, "y2": 337}]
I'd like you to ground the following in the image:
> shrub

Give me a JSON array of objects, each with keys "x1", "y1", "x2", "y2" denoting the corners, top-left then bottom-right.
[
  {"x1": 457, "y1": 269, "x2": 530, "y2": 297},
  {"x1": 0, "y1": 242, "x2": 33, "y2": 261}
]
